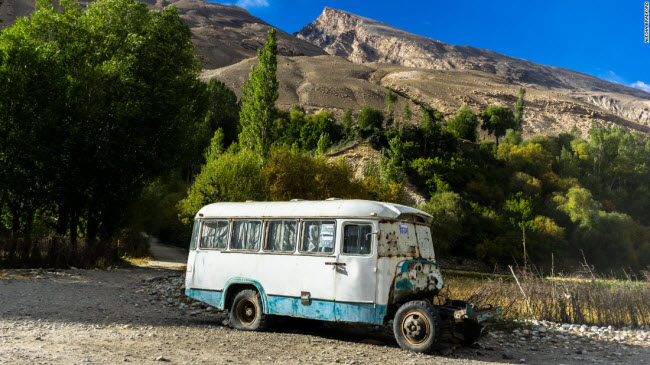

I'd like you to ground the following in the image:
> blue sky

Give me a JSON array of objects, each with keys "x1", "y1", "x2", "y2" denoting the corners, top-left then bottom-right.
[{"x1": 223, "y1": 0, "x2": 650, "y2": 92}]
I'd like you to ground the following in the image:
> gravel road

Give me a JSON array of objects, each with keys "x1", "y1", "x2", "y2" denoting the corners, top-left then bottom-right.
[{"x1": 0, "y1": 245, "x2": 648, "y2": 365}]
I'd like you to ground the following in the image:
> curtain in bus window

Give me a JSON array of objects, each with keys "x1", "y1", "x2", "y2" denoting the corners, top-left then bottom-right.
[
  {"x1": 267, "y1": 220, "x2": 297, "y2": 252},
  {"x1": 343, "y1": 224, "x2": 372, "y2": 254},
  {"x1": 282, "y1": 221, "x2": 296, "y2": 251},
  {"x1": 233, "y1": 221, "x2": 261, "y2": 251},
  {"x1": 301, "y1": 221, "x2": 335, "y2": 253},
  {"x1": 201, "y1": 220, "x2": 228, "y2": 249},
  {"x1": 247, "y1": 221, "x2": 261, "y2": 250}
]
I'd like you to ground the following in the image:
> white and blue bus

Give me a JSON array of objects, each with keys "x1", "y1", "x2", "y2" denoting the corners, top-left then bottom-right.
[{"x1": 185, "y1": 199, "x2": 499, "y2": 353}]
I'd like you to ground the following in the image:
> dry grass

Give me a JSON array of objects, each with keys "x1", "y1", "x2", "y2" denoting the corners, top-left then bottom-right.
[
  {"x1": 123, "y1": 257, "x2": 151, "y2": 266},
  {"x1": 439, "y1": 268, "x2": 650, "y2": 327}
]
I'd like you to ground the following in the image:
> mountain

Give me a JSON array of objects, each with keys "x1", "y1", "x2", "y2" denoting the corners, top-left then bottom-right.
[
  {"x1": 296, "y1": 8, "x2": 650, "y2": 130},
  {"x1": 3, "y1": 1, "x2": 650, "y2": 134},
  {"x1": 205, "y1": 55, "x2": 650, "y2": 137},
  {"x1": 0, "y1": 0, "x2": 325, "y2": 69}
]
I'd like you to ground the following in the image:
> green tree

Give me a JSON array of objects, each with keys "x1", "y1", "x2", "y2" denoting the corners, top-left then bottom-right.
[
  {"x1": 204, "y1": 79, "x2": 239, "y2": 148},
  {"x1": 316, "y1": 133, "x2": 331, "y2": 155},
  {"x1": 480, "y1": 105, "x2": 517, "y2": 146},
  {"x1": 178, "y1": 143, "x2": 269, "y2": 220},
  {"x1": 239, "y1": 28, "x2": 279, "y2": 156},
  {"x1": 385, "y1": 89, "x2": 397, "y2": 126},
  {"x1": 503, "y1": 129, "x2": 523, "y2": 145},
  {"x1": 263, "y1": 146, "x2": 367, "y2": 201},
  {"x1": 418, "y1": 192, "x2": 466, "y2": 253},
  {"x1": 274, "y1": 104, "x2": 305, "y2": 146},
  {"x1": 341, "y1": 108, "x2": 357, "y2": 140},
  {"x1": 0, "y1": 0, "x2": 205, "y2": 262},
  {"x1": 402, "y1": 104, "x2": 412, "y2": 124},
  {"x1": 299, "y1": 111, "x2": 340, "y2": 150},
  {"x1": 447, "y1": 105, "x2": 479, "y2": 142},
  {"x1": 515, "y1": 87, "x2": 526, "y2": 127},
  {"x1": 505, "y1": 192, "x2": 535, "y2": 265},
  {"x1": 358, "y1": 105, "x2": 383, "y2": 137}
]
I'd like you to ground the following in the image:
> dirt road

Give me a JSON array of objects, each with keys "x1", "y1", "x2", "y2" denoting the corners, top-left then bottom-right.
[
  {"x1": 143, "y1": 236, "x2": 187, "y2": 270},
  {"x1": 1, "y1": 245, "x2": 648, "y2": 364}
]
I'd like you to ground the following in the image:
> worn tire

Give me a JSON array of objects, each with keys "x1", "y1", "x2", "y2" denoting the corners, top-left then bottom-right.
[
  {"x1": 229, "y1": 289, "x2": 267, "y2": 331},
  {"x1": 393, "y1": 300, "x2": 441, "y2": 353}
]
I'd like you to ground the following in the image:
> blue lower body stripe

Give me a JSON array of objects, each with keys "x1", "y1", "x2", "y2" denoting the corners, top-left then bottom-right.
[{"x1": 185, "y1": 288, "x2": 387, "y2": 325}]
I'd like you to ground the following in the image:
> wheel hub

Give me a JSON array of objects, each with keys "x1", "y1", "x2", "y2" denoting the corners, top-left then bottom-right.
[
  {"x1": 236, "y1": 298, "x2": 257, "y2": 326},
  {"x1": 401, "y1": 311, "x2": 431, "y2": 345}
]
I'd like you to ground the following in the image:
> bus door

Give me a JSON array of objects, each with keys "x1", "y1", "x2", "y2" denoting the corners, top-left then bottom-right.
[
  {"x1": 333, "y1": 220, "x2": 379, "y2": 323},
  {"x1": 185, "y1": 219, "x2": 201, "y2": 289},
  {"x1": 294, "y1": 220, "x2": 338, "y2": 320}
]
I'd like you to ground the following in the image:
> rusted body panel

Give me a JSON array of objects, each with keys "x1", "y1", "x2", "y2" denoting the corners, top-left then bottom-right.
[{"x1": 376, "y1": 222, "x2": 443, "y2": 308}]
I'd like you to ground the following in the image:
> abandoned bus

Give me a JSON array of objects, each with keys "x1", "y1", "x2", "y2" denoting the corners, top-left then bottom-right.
[{"x1": 185, "y1": 199, "x2": 499, "y2": 353}]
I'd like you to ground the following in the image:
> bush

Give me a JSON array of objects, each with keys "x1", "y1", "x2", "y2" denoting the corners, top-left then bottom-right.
[
  {"x1": 362, "y1": 155, "x2": 405, "y2": 204},
  {"x1": 300, "y1": 111, "x2": 339, "y2": 150},
  {"x1": 178, "y1": 144, "x2": 269, "y2": 221},
  {"x1": 263, "y1": 147, "x2": 368, "y2": 201},
  {"x1": 115, "y1": 229, "x2": 151, "y2": 258},
  {"x1": 358, "y1": 106, "x2": 384, "y2": 137},
  {"x1": 447, "y1": 105, "x2": 479, "y2": 142},
  {"x1": 418, "y1": 192, "x2": 466, "y2": 253}
]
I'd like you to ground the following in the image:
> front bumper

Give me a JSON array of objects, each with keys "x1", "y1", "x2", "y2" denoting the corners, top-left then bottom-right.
[{"x1": 447, "y1": 300, "x2": 502, "y2": 323}]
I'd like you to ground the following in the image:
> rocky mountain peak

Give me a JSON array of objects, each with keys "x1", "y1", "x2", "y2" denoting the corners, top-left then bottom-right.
[{"x1": 297, "y1": 6, "x2": 650, "y2": 129}]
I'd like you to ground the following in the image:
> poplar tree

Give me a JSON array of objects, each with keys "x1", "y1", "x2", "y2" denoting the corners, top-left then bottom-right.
[
  {"x1": 515, "y1": 87, "x2": 526, "y2": 128},
  {"x1": 385, "y1": 89, "x2": 397, "y2": 127},
  {"x1": 239, "y1": 28, "x2": 279, "y2": 157},
  {"x1": 402, "y1": 104, "x2": 412, "y2": 124}
]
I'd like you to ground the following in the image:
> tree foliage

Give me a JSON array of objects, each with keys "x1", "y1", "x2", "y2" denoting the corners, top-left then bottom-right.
[
  {"x1": 515, "y1": 87, "x2": 526, "y2": 126},
  {"x1": 480, "y1": 105, "x2": 517, "y2": 145},
  {"x1": 358, "y1": 106, "x2": 384, "y2": 136},
  {"x1": 0, "y1": 0, "x2": 205, "y2": 263},
  {"x1": 238, "y1": 28, "x2": 278, "y2": 157},
  {"x1": 447, "y1": 105, "x2": 479, "y2": 142}
]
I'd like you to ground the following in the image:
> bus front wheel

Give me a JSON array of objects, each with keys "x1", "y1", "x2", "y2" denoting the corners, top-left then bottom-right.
[
  {"x1": 229, "y1": 289, "x2": 268, "y2": 331},
  {"x1": 393, "y1": 300, "x2": 441, "y2": 353}
]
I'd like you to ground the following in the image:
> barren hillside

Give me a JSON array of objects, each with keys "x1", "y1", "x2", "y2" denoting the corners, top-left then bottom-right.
[
  {"x1": 297, "y1": 7, "x2": 650, "y2": 131},
  {"x1": 203, "y1": 55, "x2": 650, "y2": 137}
]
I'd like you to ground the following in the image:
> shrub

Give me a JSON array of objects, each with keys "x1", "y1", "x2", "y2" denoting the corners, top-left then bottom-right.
[
  {"x1": 263, "y1": 147, "x2": 368, "y2": 201},
  {"x1": 178, "y1": 143, "x2": 269, "y2": 221},
  {"x1": 300, "y1": 111, "x2": 341, "y2": 150},
  {"x1": 362, "y1": 155, "x2": 405, "y2": 204},
  {"x1": 447, "y1": 105, "x2": 479, "y2": 142},
  {"x1": 358, "y1": 106, "x2": 384, "y2": 137},
  {"x1": 418, "y1": 191, "x2": 466, "y2": 253}
]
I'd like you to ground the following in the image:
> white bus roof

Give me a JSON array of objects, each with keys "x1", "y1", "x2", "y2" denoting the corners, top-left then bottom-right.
[{"x1": 196, "y1": 199, "x2": 432, "y2": 224}]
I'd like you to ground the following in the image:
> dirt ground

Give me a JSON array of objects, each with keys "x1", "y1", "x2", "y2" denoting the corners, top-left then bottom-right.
[{"x1": 1, "y1": 242, "x2": 649, "y2": 364}]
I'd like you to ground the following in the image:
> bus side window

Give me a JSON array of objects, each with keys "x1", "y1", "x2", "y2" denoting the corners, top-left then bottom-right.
[
  {"x1": 232, "y1": 220, "x2": 262, "y2": 251},
  {"x1": 189, "y1": 220, "x2": 200, "y2": 250},
  {"x1": 265, "y1": 220, "x2": 297, "y2": 252},
  {"x1": 343, "y1": 224, "x2": 372, "y2": 255},
  {"x1": 201, "y1": 220, "x2": 229, "y2": 249},
  {"x1": 300, "y1": 221, "x2": 336, "y2": 253}
]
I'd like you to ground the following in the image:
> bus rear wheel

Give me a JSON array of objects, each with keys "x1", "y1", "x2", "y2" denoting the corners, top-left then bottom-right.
[
  {"x1": 393, "y1": 300, "x2": 441, "y2": 353},
  {"x1": 229, "y1": 289, "x2": 267, "y2": 331}
]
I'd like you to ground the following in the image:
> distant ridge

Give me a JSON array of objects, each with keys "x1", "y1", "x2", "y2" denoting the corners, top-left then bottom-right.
[{"x1": 297, "y1": 7, "x2": 649, "y2": 99}]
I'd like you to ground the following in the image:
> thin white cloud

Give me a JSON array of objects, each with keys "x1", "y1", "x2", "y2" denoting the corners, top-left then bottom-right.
[
  {"x1": 630, "y1": 81, "x2": 650, "y2": 93},
  {"x1": 600, "y1": 70, "x2": 626, "y2": 85},
  {"x1": 234, "y1": 0, "x2": 269, "y2": 8},
  {"x1": 599, "y1": 70, "x2": 650, "y2": 93}
]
